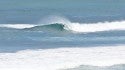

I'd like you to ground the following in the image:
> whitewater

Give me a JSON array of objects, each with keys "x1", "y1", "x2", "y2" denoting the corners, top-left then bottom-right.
[{"x1": 0, "y1": 45, "x2": 125, "y2": 70}]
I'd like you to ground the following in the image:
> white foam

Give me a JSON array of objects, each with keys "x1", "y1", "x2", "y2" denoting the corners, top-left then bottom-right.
[
  {"x1": 0, "y1": 24, "x2": 36, "y2": 29},
  {"x1": 0, "y1": 45, "x2": 125, "y2": 70},
  {"x1": 65, "y1": 21, "x2": 125, "y2": 33}
]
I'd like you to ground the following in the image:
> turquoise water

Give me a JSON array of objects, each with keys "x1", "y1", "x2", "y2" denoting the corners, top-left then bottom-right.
[{"x1": 0, "y1": 0, "x2": 125, "y2": 70}]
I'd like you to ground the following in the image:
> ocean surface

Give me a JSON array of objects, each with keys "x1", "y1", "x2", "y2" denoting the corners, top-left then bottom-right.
[{"x1": 0, "y1": 0, "x2": 125, "y2": 70}]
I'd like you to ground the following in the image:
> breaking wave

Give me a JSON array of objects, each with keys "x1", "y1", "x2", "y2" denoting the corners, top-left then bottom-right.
[{"x1": 0, "y1": 20, "x2": 125, "y2": 33}]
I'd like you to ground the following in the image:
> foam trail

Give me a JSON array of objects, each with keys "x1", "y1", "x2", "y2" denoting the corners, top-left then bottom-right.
[
  {"x1": 0, "y1": 24, "x2": 36, "y2": 29},
  {"x1": 66, "y1": 21, "x2": 125, "y2": 33},
  {"x1": 0, "y1": 45, "x2": 125, "y2": 70}
]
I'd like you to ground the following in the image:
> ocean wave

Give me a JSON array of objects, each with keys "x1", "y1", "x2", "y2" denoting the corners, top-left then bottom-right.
[
  {"x1": 0, "y1": 45, "x2": 125, "y2": 70},
  {"x1": 0, "y1": 20, "x2": 125, "y2": 33}
]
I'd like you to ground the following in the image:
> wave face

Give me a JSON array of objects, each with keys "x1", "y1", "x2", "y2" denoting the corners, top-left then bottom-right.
[
  {"x1": 0, "y1": 20, "x2": 125, "y2": 33},
  {"x1": 23, "y1": 23, "x2": 66, "y2": 32}
]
